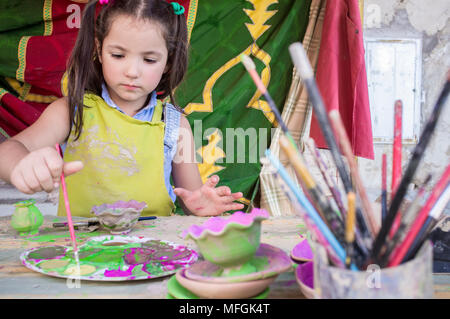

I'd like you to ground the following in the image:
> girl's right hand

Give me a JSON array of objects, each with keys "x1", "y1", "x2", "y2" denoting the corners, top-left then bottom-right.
[{"x1": 9, "y1": 147, "x2": 83, "y2": 194}]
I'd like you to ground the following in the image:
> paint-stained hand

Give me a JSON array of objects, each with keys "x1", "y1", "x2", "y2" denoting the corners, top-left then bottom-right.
[
  {"x1": 173, "y1": 175, "x2": 245, "y2": 216},
  {"x1": 10, "y1": 146, "x2": 83, "y2": 194}
]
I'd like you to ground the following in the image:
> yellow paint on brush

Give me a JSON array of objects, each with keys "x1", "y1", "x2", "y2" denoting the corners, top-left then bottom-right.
[{"x1": 346, "y1": 192, "x2": 356, "y2": 243}]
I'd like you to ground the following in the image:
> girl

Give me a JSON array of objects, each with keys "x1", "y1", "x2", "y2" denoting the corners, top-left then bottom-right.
[{"x1": 0, "y1": 0, "x2": 244, "y2": 217}]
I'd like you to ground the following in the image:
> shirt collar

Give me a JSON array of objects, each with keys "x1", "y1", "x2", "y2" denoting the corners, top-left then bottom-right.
[{"x1": 101, "y1": 83, "x2": 157, "y2": 118}]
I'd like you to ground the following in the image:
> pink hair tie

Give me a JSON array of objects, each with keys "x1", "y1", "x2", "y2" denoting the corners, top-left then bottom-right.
[{"x1": 99, "y1": 0, "x2": 109, "y2": 4}]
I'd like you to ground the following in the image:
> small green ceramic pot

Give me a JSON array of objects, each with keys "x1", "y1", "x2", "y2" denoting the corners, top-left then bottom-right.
[{"x1": 11, "y1": 199, "x2": 43, "y2": 236}]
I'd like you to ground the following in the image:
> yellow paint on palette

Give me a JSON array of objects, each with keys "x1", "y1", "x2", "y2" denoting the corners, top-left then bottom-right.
[
  {"x1": 38, "y1": 259, "x2": 69, "y2": 270},
  {"x1": 64, "y1": 264, "x2": 97, "y2": 276}
]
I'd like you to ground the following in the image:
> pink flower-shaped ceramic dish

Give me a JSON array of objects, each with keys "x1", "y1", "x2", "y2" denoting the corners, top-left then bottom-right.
[{"x1": 182, "y1": 208, "x2": 269, "y2": 268}]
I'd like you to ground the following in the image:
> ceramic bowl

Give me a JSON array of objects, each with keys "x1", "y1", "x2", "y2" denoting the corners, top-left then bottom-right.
[
  {"x1": 91, "y1": 200, "x2": 147, "y2": 234},
  {"x1": 182, "y1": 208, "x2": 269, "y2": 268},
  {"x1": 176, "y1": 268, "x2": 276, "y2": 299},
  {"x1": 295, "y1": 261, "x2": 317, "y2": 299}
]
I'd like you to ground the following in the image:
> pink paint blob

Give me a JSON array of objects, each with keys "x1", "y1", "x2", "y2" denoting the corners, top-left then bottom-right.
[
  {"x1": 104, "y1": 265, "x2": 136, "y2": 277},
  {"x1": 182, "y1": 208, "x2": 269, "y2": 239},
  {"x1": 161, "y1": 263, "x2": 176, "y2": 271},
  {"x1": 291, "y1": 236, "x2": 313, "y2": 262}
]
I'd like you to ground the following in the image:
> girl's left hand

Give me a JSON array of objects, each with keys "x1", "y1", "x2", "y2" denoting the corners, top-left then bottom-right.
[{"x1": 173, "y1": 175, "x2": 245, "y2": 216}]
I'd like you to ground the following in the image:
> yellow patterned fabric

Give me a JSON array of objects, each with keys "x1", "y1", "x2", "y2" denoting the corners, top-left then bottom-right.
[{"x1": 58, "y1": 93, "x2": 175, "y2": 217}]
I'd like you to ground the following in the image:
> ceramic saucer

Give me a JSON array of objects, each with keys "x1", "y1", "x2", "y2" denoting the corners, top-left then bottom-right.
[
  {"x1": 295, "y1": 261, "x2": 317, "y2": 299},
  {"x1": 167, "y1": 274, "x2": 199, "y2": 299},
  {"x1": 185, "y1": 243, "x2": 292, "y2": 283},
  {"x1": 176, "y1": 268, "x2": 277, "y2": 299},
  {"x1": 167, "y1": 275, "x2": 270, "y2": 299},
  {"x1": 290, "y1": 236, "x2": 313, "y2": 263}
]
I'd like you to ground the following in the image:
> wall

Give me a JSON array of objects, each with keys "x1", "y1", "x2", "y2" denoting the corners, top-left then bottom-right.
[{"x1": 359, "y1": 0, "x2": 450, "y2": 202}]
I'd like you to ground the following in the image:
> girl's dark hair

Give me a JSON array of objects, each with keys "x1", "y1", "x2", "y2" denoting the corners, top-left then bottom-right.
[{"x1": 66, "y1": 0, "x2": 188, "y2": 140}]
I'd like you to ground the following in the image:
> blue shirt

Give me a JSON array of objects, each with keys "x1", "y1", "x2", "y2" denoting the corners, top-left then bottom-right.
[{"x1": 101, "y1": 84, "x2": 157, "y2": 122}]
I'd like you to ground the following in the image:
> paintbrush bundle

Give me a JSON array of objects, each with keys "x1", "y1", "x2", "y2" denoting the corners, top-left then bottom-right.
[
  {"x1": 241, "y1": 53, "x2": 368, "y2": 269},
  {"x1": 250, "y1": 42, "x2": 450, "y2": 271}
]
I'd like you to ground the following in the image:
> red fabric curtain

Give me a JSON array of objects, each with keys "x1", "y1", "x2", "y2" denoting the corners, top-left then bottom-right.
[{"x1": 309, "y1": 0, "x2": 374, "y2": 159}]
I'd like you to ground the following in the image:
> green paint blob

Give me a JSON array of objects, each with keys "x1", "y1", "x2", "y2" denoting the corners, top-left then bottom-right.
[
  {"x1": 83, "y1": 248, "x2": 124, "y2": 264},
  {"x1": 143, "y1": 262, "x2": 165, "y2": 274},
  {"x1": 67, "y1": 248, "x2": 102, "y2": 260},
  {"x1": 23, "y1": 232, "x2": 101, "y2": 243},
  {"x1": 131, "y1": 264, "x2": 151, "y2": 277}
]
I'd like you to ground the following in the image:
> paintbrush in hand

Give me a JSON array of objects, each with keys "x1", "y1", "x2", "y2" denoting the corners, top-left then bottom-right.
[{"x1": 55, "y1": 144, "x2": 78, "y2": 254}]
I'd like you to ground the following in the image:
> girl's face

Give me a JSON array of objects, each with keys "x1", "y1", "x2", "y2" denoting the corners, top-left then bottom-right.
[{"x1": 99, "y1": 15, "x2": 168, "y2": 114}]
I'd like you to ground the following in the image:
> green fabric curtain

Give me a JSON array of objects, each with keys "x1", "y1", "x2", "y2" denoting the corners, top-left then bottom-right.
[{"x1": 174, "y1": 0, "x2": 311, "y2": 213}]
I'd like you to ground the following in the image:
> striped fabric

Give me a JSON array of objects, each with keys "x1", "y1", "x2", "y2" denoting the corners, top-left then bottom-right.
[{"x1": 260, "y1": 0, "x2": 328, "y2": 217}]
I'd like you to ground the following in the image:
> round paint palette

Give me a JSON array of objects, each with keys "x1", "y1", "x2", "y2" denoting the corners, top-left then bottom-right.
[
  {"x1": 166, "y1": 275, "x2": 270, "y2": 299},
  {"x1": 20, "y1": 235, "x2": 198, "y2": 281},
  {"x1": 185, "y1": 243, "x2": 292, "y2": 283}
]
